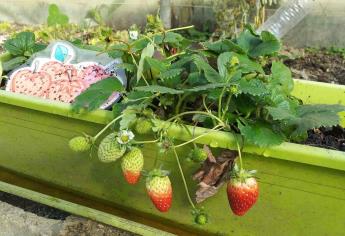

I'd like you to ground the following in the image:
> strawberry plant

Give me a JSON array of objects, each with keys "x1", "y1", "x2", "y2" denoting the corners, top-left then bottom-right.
[{"x1": 65, "y1": 22, "x2": 345, "y2": 223}]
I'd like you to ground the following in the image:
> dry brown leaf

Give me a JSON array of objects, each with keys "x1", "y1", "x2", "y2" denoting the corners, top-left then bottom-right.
[{"x1": 193, "y1": 146, "x2": 237, "y2": 203}]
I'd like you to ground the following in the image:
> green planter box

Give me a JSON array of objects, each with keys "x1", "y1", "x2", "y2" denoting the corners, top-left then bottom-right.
[{"x1": 0, "y1": 54, "x2": 344, "y2": 235}]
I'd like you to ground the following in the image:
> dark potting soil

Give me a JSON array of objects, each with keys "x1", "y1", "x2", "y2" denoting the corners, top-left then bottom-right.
[
  {"x1": 0, "y1": 191, "x2": 70, "y2": 220},
  {"x1": 284, "y1": 48, "x2": 345, "y2": 85},
  {"x1": 302, "y1": 126, "x2": 345, "y2": 151}
]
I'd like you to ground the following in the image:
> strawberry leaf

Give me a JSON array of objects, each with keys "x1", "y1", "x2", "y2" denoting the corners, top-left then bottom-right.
[
  {"x1": 137, "y1": 43, "x2": 154, "y2": 82},
  {"x1": 4, "y1": 32, "x2": 44, "y2": 57},
  {"x1": 159, "y1": 68, "x2": 183, "y2": 80},
  {"x1": 271, "y1": 61, "x2": 293, "y2": 94},
  {"x1": 291, "y1": 104, "x2": 345, "y2": 136},
  {"x1": 184, "y1": 83, "x2": 233, "y2": 92},
  {"x1": 145, "y1": 57, "x2": 167, "y2": 73},
  {"x1": 72, "y1": 77, "x2": 124, "y2": 113},
  {"x1": 192, "y1": 54, "x2": 223, "y2": 83},
  {"x1": 203, "y1": 39, "x2": 245, "y2": 54},
  {"x1": 47, "y1": 4, "x2": 69, "y2": 26},
  {"x1": 236, "y1": 54, "x2": 264, "y2": 74},
  {"x1": 249, "y1": 31, "x2": 281, "y2": 57},
  {"x1": 238, "y1": 79, "x2": 267, "y2": 96},
  {"x1": 134, "y1": 85, "x2": 184, "y2": 94},
  {"x1": 236, "y1": 30, "x2": 262, "y2": 53},
  {"x1": 217, "y1": 52, "x2": 232, "y2": 78},
  {"x1": 267, "y1": 104, "x2": 345, "y2": 137},
  {"x1": 238, "y1": 121, "x2": 285, "y2": 147},
  {"x1": 266, "y1": 106, "x2": 296, "y2": 121}
]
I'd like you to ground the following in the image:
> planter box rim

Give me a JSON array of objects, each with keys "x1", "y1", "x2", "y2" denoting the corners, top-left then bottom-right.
[{"x1": 0, "y1": 89, "x2": 344, "y2": 172}]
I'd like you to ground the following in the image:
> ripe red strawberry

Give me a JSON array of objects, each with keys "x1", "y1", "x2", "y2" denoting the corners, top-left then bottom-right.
[
  {"x1": 146, "y1": 169, "x2": 172, "y2": 212},
  {"x1": 121, "y1": 148, "x2": 144, "y2": 184},
  {"x1": 227, "y1": 169, "x2": 259, "y2": 216}
]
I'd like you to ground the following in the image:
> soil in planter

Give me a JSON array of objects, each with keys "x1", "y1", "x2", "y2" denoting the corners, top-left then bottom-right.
[
  {"x1": 283, "y1": 48, "x2": 345, "y2": 85},
  {"x1": 301, "y1": 126, "x2": 345, "y2": 151}
]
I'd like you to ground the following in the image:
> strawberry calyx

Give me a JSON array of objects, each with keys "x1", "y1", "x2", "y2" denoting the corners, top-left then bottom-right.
[
  {"x1": 230, "y1": 164, "x2": 257, "y2": 183},
  {"x1": 145, "y1": 168, "x2": 170, "y2": 181}
]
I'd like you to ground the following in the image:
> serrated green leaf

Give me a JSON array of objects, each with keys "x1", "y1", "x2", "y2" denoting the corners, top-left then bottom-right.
[
  {"x1": 238, "y1": 79, "x2": 267, "y2": 96},
  {"x1": 154, "y1": 32, "x2": 185, "y2": 44},
  {"x1": 186, "y1": 72, "x2": 203, "y2": 85},
  {"x1": 126, "y1": 90, "x2": 152, "y2": 100},
  {"x1": 47, "y1": 4, "x2": 69, "y2": 26},
  {"x1": 108, "y1": 43, "x2": 127, "y2": 58},
  {"x1": 137, "y1": 42, "x2": 154, "y2": 82},
  {"x1": 266, "y1": 106, "x2": 296, "y2": 120},
  {"x1": 134, "y1": 85, "x2": 183, "y2": 94},
  {"x1": 236, "y1": 53, "x2": 264, "y2": 74},
  {"x1": 290, "y1": 104, "x2": 345, "y2": 135},
  {"x1": 238, "y1": 121, "x2": 284, "y2": 147},
  {"x1": 217, "y1": 52, "x2": 232, "y2": 78},
  {"x1": 145, "y1": 57, "x2": 167, "y2": 73},
  {"x1": 271, "y1": 61, "x2": 293, "y2": 94},
  {"x1": 203, "y1": 39, "x2": 245, "y2": 54},
  {"x1": 184, "y1": 82, "x2": 232, "y2": 92},
  {"x1": 192, "y1": 54, "x2": 223, "y2": 83},
  {"x1": 236, "y1": 30, "x2": 262, "y2": 53},
  {"x1": 4, "y1": 32, "x2": 35, "y2": 56},
  {"x1": 249, "y1": 31, "x2": 281, "y2": 57},
  {"x1": 130, "y1": 38, "x2": 150, "y2": 53},
  {"x1": 72, "y1": 77, "x2": 124, "y2": 113},
  {"x1": 215, "y1": 51, "x2": 264, "y2": 74},
  {"x1": 170, "y1": 55, "x2": 194, "y2": 69},
  {"x1": 267, "y1": 104, "x2": 345, "y2": 137},
  {"x1": 159, "y1": 68, "x2": 183, "y2": 80}
]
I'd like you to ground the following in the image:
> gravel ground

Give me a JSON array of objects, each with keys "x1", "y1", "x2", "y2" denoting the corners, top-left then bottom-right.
[{"x1": 0, "y1": 191, "x2": 135, "y2": 236}]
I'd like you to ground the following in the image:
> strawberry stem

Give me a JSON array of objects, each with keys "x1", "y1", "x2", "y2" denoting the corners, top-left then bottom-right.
[
  {"x1": 93, "y1": 114, "x2": 124, "y2": 141},
  {"x1": 172, "y1": 146, "x2": 196, "y2": 209},
  {"x1": 133, "y1": 139, "x2": 159, "y2": 144},
  {"x1": 166, "y1": 111, "x2": 226, "y2": 127},
  {"x1": 236, "y1": 141, "x2": 243, "y2": 171},
  {"x1": 174, "y1": 125, "x2": 223, "y2": 148}
]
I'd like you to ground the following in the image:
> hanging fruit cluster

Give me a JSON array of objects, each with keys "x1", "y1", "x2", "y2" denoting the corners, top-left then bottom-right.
[{"x1": 68, "y1": 110, "x2": 259, "y2": 224}]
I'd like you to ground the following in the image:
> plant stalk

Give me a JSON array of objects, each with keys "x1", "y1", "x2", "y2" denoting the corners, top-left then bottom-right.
[
  {"x1": 174, "y1": 125, "x2": 223, "y2": 148},
  {"x1": 166, "y1": 111, "x2": 225, "y2": 127},
  {"x1": 221, "y1": 94, "x2": 233, "y2": 120},
  {"x1": 172, "y1": 146, "x2": 196, "y2": 209},
  {"x1": 133, "y1": 139, "x2": 159, "y2": 144},
  {"x1": 175, "y1": 93, "x2": 189, "y2": 115},
  {"x1": 236, "y1": 141, "x2": 243, "y2": 171},
  {"x1": 93, "y1": 115, "x2": 124, "y2": 141}
]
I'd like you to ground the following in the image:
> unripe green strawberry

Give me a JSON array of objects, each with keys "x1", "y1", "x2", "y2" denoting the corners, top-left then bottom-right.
[
  {"x1": 195, "y1": 213, "x2": 208, "y2": 225},
  {"x1": 98, "y1": 133, "x2": 126, "y2": 163},
  {"x1": 69, "y1": 136, "x2": 92, "y2": 152},
  {"x1": 146, "y1": 169, "x2": 172, "y2": 212},
  {"x1": 135, "y1": 118, "x2": 152, "y2": 134},
  {"x1": 189, "y1": 147, "x2": 208, "y2": 162},
  {"x1": 121, "y1": 148, "x2": 144, "y2": 184}
]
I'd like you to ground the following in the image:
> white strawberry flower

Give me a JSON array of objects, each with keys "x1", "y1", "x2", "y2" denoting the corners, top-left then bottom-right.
[
  {"x1": 129, "y1": 30, "x2": 138, "y2": 40},
  {"x1": 117, "y1": 130, "x2": 135, "y2": 144}
]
